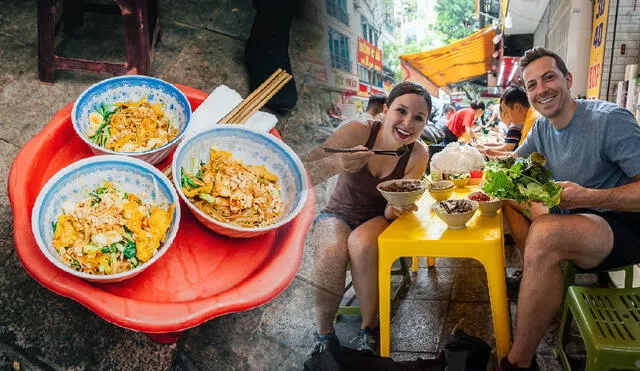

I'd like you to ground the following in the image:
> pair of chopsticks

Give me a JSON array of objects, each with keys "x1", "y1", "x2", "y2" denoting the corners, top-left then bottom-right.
[
  {"x1": 217, "y1": 68, "x2": 292, "y2": 124},
  {"x1": 161, "y1": 69, "x2": 292, "y2": 178},
  {"x1": 322, "y1": 148, "x2": 407, "y2": 156}
]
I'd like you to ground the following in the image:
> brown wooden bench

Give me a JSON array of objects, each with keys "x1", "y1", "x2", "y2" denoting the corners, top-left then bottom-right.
[{"x1": 37, "y1": 0, "x2": 160, "y2": 82}]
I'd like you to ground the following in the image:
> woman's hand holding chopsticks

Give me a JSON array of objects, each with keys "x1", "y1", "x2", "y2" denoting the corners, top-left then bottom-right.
[{"x1": 336, "y1": 145, "x2": 373, "y2": 173}]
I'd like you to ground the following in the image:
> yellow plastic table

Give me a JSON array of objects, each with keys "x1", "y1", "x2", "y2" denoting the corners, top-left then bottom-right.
[{"x1": 378, "y1": 187, "x2": 510, "y2": 359}]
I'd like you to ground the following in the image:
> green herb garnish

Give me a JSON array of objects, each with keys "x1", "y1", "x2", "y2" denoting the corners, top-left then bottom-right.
[{"x1": 482, "y1": 152, "x2": 562, "y2": 216}]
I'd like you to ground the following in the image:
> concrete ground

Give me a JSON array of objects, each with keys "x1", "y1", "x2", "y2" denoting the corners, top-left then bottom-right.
[{"x1": 0, "y1": 1, "x2": 589, "y2": 369}]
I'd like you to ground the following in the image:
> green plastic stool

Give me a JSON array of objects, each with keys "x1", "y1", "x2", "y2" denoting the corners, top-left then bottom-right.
[
  {"x1": 556, "y1": 286, "x2": 640, "y2": 370},
  {"x1": 336, "y1": 257, "x2": 411, "y2": 318},
  {"x1": 562, "y1": 263, "x2": 634, "y2": 307}
]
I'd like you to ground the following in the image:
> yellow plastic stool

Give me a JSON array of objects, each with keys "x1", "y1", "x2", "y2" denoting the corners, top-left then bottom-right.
[{"x1": 378, "y1": 188, "x2": 510, "y2": 359}]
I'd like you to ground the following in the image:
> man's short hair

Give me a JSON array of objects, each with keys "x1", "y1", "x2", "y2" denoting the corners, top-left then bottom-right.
[
  {"x1": 500, "y1": 86, "x2": 530, "y2": 108},
  {"x1": 366, "y1": 94, "x2": 387, "y2": 111},
  {"x1": 520, "y1": 46, "x2": 569, "y2": 77}
]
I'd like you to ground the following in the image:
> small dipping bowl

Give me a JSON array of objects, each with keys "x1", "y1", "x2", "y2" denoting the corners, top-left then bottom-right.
[
  {"x1": 427, "y1": 180, "x2": 454, "y2": 202},
  {"x1": 432, "y1": 199, "x2": 478, "y2": 229}
]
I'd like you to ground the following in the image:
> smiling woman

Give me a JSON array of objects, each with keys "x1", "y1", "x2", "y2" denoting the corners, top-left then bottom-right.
[{"x1": 301, "y1": 80, "x2": 433, "y2": 355}]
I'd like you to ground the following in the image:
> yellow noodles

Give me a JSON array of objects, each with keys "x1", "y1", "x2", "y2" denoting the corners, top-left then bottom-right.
[
  {"x1": 180, "y1": 148, "x2": 283, "y2": 228},
  {"x1": 52, "y1": 182, "x2": 174, "y2": 275},
  {"x1": 87, "y1": 98, "x2": 179, "y2": 152}
]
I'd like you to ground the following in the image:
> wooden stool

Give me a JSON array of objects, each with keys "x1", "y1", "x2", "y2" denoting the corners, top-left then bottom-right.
[{"x1": 37, "y1": 0, "x2": 160, "y2": 82}]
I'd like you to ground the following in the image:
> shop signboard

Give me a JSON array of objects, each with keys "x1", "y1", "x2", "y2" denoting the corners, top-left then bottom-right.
[
  {"x1": 332, "y1": 68, "x2": 359, "y2": 92},
  {"x1": 383, "y1": 81, "x2": 393, "y2": 93},
  {"x1": 450, "y1": 92, "x2": 466, "y2": 103},
  {"x1": 587, "y1": 0, "x2": 609, "y2": 99},
  {"x1": 358, "y1": 83, "x2": 370, "y2": 97},
  {"x1": 357, "y1": 37, "x2": 383, "y2": 73}
]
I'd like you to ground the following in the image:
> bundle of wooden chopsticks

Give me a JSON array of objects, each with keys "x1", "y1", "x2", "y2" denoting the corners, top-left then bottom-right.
[
  {"x1": 217, "y1": 68, "x2": 292, "y2": 124},
  {"x1": 161, "y1": 69, "x2": 292, "y2": 177}
]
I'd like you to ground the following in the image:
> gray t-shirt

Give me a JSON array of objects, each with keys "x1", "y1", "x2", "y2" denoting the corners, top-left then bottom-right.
[{"x1": 516, "y1": 99, "x2": 640, "y2": 190}]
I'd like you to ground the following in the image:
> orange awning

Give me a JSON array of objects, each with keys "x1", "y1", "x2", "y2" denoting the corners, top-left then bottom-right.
[
  {"x1": 400, "y1": 60, "x2": 441, "y2": 98},
  {"x1": 400, "y1": 25, "x2": 496, "y2": 88}
]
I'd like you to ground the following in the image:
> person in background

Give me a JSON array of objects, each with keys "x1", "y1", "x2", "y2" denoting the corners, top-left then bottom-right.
[
  {"x1": 516, "y1": 93, "x2": 541, "y2": 148},
  {"x1": 479, "y1": 86, "x2": 533, "y2": 153},
  {"x1": 440, "y1": 100, "x2": 485, "y2": 144},
  {"x1": 433, "y1": 104, "x2": 456, "y2": 130},
  {"x1": 496, "y1": 118, "x2": 509, "y2": 138},
  {"x1": 443, "y1": 104, "x2": 457, "y2": 120},
  {"x1": 361, "y1": 94, "x2": 387, "y2": 122},
  {"x1": 245, "y1": 0, "x2": 299, "y2": 111},
  {"x1": 337, "y1": 94, "x2": 387, "y2": 129},
  {"x1": 486, "y1": 102, "x2": 500, "y2": 127},
  {"x1": 303, "y1": 81, "x2": 431, "y2": 356},
  {"x1": 499, "y1": 47, "x2": 640, "y2": 370}
]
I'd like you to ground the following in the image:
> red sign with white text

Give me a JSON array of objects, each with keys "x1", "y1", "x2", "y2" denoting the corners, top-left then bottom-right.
[{"x1": 357, "y1": 37, "x2": 383, "y2": 73}]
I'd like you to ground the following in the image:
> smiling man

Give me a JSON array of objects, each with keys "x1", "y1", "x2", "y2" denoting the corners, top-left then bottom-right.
[{"x1": 500, "y1": 47, "x2": 640, "y2": 370}]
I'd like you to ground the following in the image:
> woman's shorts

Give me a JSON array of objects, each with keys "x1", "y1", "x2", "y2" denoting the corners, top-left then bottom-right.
[{"x1": 312, "y1": 211, "x2": 358, "y2": 230}]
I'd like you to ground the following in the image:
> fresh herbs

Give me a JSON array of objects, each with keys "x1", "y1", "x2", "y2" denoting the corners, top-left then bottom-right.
[
  {"x1": 180, "y1": 167, "x2": 201, "y2": 189},
  {"x1": 195, "y1": 161, "x2": 206, "y2": 180},
  {"x1": 89, "y1": 184, "x2": 109, "y2": 205},
  {"x1": 482, "y1": 152, "x2": 562, "y2": 214},
  {"x1": 123, "y1": 239, "x2": 137, "y2": 260},
  {"x1": 449, "y1": 173, "x2": 470, "y2": 180},
  {"x1": 71, "y1": 259, "x2": 82, "y2": 271},
  {"x1": 89, "y1": 103, "x2": 117, "y2": 147}
]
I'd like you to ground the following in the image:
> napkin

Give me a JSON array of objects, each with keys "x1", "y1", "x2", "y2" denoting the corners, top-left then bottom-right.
[{"x1": 184, "y1": 85, "x2": 278, "y2": 139}]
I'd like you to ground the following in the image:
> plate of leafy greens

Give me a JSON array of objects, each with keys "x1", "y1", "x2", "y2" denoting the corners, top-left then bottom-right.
[{"x1": 482, "y1": 153, "x2": 562, "y2": 214}]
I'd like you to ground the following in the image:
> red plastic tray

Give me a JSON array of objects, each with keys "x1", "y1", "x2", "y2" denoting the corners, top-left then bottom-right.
[{"x1": 8, "y1": 85, "x2": 315, "y2": 339}]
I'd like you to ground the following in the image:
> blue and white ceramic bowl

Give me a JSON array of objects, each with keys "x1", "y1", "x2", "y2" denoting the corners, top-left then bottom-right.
[
  {"x1": 31, "y1": 155, "x2": 181, "y2": 283},
  {"x1": 71, "y1": 75, "x2": 191, "y2": 165},
  {"x1": 172, "y1": 126, "x2": 309, "y2": 238}
]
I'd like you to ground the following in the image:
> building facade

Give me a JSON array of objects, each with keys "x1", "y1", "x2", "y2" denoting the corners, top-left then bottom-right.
[
  {"x1": 308, "y1": 0, "x2": 399, "y2": 116},
  {"x1": 510, "y1": 0, "x2": 639, "y2": 108}
]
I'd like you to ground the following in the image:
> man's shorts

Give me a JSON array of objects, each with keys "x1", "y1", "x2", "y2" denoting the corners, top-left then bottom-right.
[{"x1": 550, "y1": 207, "x2": 640, "y2": 272}]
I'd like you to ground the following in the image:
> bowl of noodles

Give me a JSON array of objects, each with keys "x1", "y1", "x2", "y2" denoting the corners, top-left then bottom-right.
[
  {"x1": 31, "y1": 155, "x2": 181, "y2": 283},
  {"x1": 171, "y1": 125, "x2": 309, "y2": 238},
  {"x1": 71, "y1": 75, "x2": 191, "y2": 165}
]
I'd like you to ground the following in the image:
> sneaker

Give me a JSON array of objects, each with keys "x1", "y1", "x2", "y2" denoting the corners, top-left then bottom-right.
[
  {"x1": 311, "y1": 331, "x2": 340, "y2": 355},
  {"x1": 245, "y1": 2, "x2": 298, "y2": 112},
  {"x1": 499, "y1": 357, "x2": 539, "y2": 370},
  {"x1": 350, "y1": 327, "x2": 378, "y2": 354},
  {"x1": 507, "y1": 270, "x2": 522, "y2": 300}
]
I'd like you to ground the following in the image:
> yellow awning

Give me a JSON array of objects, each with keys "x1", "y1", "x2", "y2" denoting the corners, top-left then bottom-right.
[{"x1": 400, "y1": 25, "x2": 496, "y2": 88}]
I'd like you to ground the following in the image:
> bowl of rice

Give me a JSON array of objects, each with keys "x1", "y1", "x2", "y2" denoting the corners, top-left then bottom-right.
[{"x1": 430, "y1": 143, "x2": 485, "y2": 181}]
